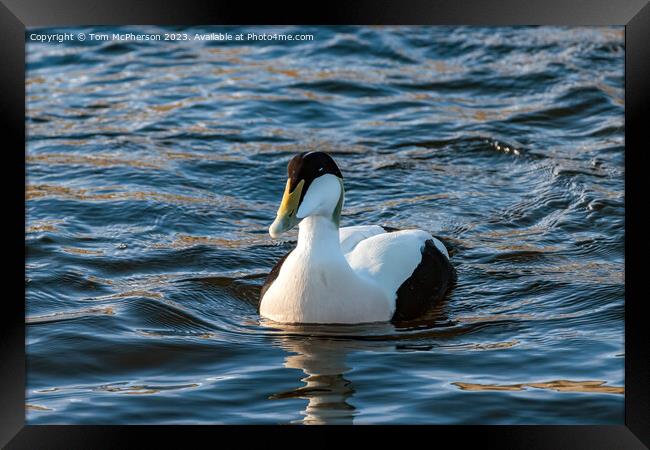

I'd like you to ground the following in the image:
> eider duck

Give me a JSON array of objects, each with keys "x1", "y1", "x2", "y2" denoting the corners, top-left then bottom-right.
[{"x1": 259, "y1": 151, "x2": 455, "y2": 324}]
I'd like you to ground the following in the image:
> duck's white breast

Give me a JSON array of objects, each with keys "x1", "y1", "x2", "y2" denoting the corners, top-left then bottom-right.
[{"x1": 259, "y1": 248, "x2": 393, "y2": 324}]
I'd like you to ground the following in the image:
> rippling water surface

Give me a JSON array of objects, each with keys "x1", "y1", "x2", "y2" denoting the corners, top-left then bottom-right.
[{"x1": 26, "y1": 26, "x2": 625, "y2": 424}]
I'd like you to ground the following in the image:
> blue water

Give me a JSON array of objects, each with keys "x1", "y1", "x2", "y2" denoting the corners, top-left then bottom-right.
[{"x1": 25, "y1": 26, "x2": 624, "y2": 424}]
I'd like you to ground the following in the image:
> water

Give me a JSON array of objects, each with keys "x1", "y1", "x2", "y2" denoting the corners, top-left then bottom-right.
[{"x1": 25, "y1": 26, "x2": 625, "y2": 424}]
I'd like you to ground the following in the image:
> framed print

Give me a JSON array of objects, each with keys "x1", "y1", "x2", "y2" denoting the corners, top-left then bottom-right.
[{"x1": 2, "y1": 0, "x2": 649, "y2": 448}]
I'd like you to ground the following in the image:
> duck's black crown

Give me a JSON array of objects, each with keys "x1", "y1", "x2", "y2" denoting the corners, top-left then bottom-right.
[{"x1": 287, "y1": 152, "x2": 343, "y2": 198}]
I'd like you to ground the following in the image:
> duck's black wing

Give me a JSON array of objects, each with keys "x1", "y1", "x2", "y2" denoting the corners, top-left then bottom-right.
[{"x1": 391, "y1": 238, "x2": 457, "y2": 322}]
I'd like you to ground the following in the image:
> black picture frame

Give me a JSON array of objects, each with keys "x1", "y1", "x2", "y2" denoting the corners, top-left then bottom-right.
[{"x1": 3, "y1": 0, "x2": 648, "y2": 448}]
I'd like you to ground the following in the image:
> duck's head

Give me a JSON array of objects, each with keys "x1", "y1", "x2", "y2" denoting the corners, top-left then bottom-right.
[{"x1": 269, "y1": 151, "x2": 344, "y2": 238}]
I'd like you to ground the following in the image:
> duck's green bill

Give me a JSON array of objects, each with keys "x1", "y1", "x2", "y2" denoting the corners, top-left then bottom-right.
[{"x1": 269, "y1": 179, "x2": 304, "y2": 238}]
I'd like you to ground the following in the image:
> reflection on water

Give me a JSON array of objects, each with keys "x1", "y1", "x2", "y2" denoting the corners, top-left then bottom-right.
[
  {"x1": 272, "y1": 337, "x2": 356, "y2": 425},
  {"x1": 452, "y1": 380, "x2": 624, "y2": 394},
  {"x1": 26, "y1": 25, "x2": 624, "y2": 424}
]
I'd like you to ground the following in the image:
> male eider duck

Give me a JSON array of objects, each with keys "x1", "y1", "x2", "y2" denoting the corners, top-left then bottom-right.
[{"x1": 259, "y1": 151, "x2": 455, "y2": 324}]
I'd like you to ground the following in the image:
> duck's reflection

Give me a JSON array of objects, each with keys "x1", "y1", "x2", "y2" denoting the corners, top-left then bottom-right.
[
  {"x1": 272, "y1": 338, "x2": 355, "y2": 425},
  {"x1": 270, "y1": 336, "x2": 356, "y2": 424},
  {"x1": 261, "y1": 312, "x2": 456, "y2": 425},
  {"x1": 263, "y1": 320, "x2": 396, "y2": 425}
]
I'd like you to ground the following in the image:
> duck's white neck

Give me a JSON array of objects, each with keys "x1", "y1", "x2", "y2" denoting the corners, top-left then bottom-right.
[{"x1": 296, "y1": 216, "x2": 342, "y2": 258}]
